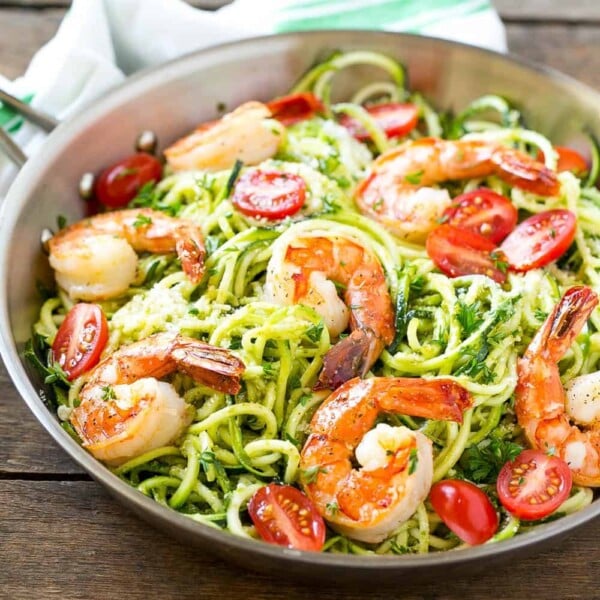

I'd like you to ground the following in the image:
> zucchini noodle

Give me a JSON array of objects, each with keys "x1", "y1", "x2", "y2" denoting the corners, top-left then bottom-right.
[{"x1": 29, "y1": 49, "x2": 600, "y2": 557}]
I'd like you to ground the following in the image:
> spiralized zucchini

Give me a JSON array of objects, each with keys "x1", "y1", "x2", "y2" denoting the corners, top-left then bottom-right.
[{"x1": 32, "y1": 49, "x2": 600, "y2": 556}]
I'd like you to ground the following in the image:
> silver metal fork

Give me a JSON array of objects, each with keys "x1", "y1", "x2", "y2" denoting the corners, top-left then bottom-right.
[{"x1": 0, "y1": 89, "x2": 59, "y2": 168}]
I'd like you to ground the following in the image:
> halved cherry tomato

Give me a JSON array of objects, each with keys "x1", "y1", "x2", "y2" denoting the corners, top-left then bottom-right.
[
  {"x1": 430, "y1": 480, "x2": 498, "y2": 545},
  {"x1": 442, "y1": 189, "x2": 518, "y2": 244},
  {"x1": 497, "y1": 449, "x2": 572, "y2": 521},
  {"x1": 538, "y1": 146, "x2": 588, "y2": 176},
  {"x1": 232, "y1": 169, "x2": 306, "y2": 220},
  {"x1": 339, "y1": 102, "x2": 419, "y2": 141},
  {"x1": 95, "y1": 153, "x2": 163, "y2": 209},
  {"x1": 426, "y1": 225, "x2": 508, "y2": 284},
  {"x1": 500, "y1": 209, "x2": 576, "y2": 271},
  {"x1": 247, "y1": 484, "x2": 326, "y2": 551},
  {"x1": 266, "y1": 92, "x2": 324, "y2": 126},
  {"x1": 51, "y1": 303, "x2": 109, "y2": 381}
]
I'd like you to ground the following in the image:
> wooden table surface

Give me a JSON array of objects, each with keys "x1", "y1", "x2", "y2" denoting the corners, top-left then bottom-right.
[{"x1": 2, "y1": 1, "x2": 600, "y2": 598}]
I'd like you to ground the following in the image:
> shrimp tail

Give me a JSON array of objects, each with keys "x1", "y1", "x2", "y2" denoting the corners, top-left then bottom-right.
[
  {"x1": 316, "y1": 329, "x2": 383, "y2": 390},
  {"x1": 171, "y1": 340, "x2": 245, "y2": 394},
  {"x1": 527, "y1": 286, "x2": 598, "y2": 362},
  {"x1": 374, "y1": 378, "x2": 472, "y2": 423},
  {"x1": 175, "y1": 234, "x2": 206, "y2": 283},
  {"x1": 491, "y1": 149, "x2": 560, "y2": 197}
]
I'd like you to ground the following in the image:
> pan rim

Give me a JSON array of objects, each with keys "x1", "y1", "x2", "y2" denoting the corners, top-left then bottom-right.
[{"x1": 1, "y1": 29, "x2": 599, "y2": 572}]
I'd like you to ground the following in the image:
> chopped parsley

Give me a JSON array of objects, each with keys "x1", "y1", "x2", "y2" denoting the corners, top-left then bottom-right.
[
  {"x1": 460, "y1": 437, "x2": 523, "y2": 483},
  {"x1": 132, "y1": 213, "x2": 153, "y2": 228},
  {"x1": 101, "y1": 386, "x2": 116, "y2": 401},
  {"x1": 456, "y1": 300, "x2": 484, "y2": 336},
  {"x1": 404, "y1": 170, "x2": 424, "y2": 185},
  {"x1": 43, "y1": 361, "x2": 70, "y2": 386},
  {"x1": 300, "y1": 465, "x2": 327, "y2": 484},
  {"x1": 224, "y1": 159, "x2": 243, "y2": 199},
  {"x1": 326, "y1": 501, "x2": 339, "y2": 515},
  {"x1": 408, "y1": 448, "x2": 419, "y2": 475},
  {"x1": 305, "y1": 322, "x2": 324, "y2": 343},
  {"x1": 373, "y1": 197, "x2": 384, "y2": 211},
  {"x1": 490, "y1": 250, "x2": 509, "y2": 274},
  {"x1": 56, "y1": 214, "x2": 67, "y2": 230}
]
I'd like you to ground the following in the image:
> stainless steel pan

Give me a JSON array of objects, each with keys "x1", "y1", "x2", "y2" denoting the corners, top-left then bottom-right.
[{"x1": 1, "y1": 31, "x2": 600, "y2": 584}]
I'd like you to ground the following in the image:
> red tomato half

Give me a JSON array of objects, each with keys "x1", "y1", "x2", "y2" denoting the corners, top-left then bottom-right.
[
  {"x1": 266, "y1": 92, "x2": 324, "y2": 126},
  {"x1": 497, "y1": 450, "x2": 572, "y2": 521},
  {"x1": 339, "y1": 103, "x2": 419, "y2": 142},
  {"x1": 426, "y1": 225, "x2": 508, "y2": 284},
  {"x1": 430, "y1": 480, "x2": 498, "y2": 545},
  {"x1": 232, "y1": 170, "x2": 306, "y2": 220},
  {"x1": 51, "y1": 304, "x2": 109, "y2": 380},
  {"x1": 500, "y1": 209, "x2": 576, "y2": 271},
  {"x1": 247, "y1": 484, "x2": 326, "y2": 551},
  {"x1": 95, "y1": 153, "x2": 162, "y2": 208},
  {"x1": 442, "y1": 189, "x2": 518, "y2": 244},
  {"x1": 538, "y1": 146, "x2": 588, "y2": 176}
]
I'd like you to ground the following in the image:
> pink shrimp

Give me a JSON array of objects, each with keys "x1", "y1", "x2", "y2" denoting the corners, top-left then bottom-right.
[
  {"x1": 299, "y1": 376, "x2": 472, "y2": 542},
  {"x1": 515, "y1": 286, "x2": 600, "y2": 486},
  {"x1": 355, "y1": 137, "x2": 560, "y2": 243},
  {"x1": 48, "y1": 208, "x2": 205, "y2": 301},
  {"x1": 264, "y1": 231, "x2": 395, "y2": 390},
  {"x1": 70, "y1": 332, "x2": 245, "y2": 465}
]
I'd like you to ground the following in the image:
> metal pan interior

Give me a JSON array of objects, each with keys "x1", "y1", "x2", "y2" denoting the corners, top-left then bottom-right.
[{"x1": 1, "y1": 30, "x2": 599, "y2": 583}]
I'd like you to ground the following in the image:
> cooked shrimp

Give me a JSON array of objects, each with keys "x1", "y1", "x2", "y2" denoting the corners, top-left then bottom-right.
[
  {"x1": 355, "y1": 137, "x2": 560, "y2": 243},
  {"x1": 48, "y1": 208, "x2": 205, "y2": 301},
  {"x1": 71, "y1": 332, "x2": 245, "y2": 465},
  {"x1": 264, "y1": 230, "x2": 395, "y2": 389},
  {"x1": 515, "y1": 285, "x2": 600, "y2": 486},
  {"x1": 164, "y1": 101, "x2": 284, "y2": 172},
  {"x1": 300, "y1": 376, "x2": 472, "y2": 542}
]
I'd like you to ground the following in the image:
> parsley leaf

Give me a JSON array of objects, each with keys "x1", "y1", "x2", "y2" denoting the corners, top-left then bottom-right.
[
  {"x1": 460, "y1": 438, "x2": 524, "y2": 483},
  {"x1": 408, "y1": 448, "x2": 419, "y2": 475},
  {"x1": 224, "y1": 159, "x2": 243, "y2": 199},
  {"x1": 101, "y1": 385, "x2": 116, "y2": 401},
  {"x1": 56, "y1": 214, "x2": 67, "y2": 230},
  {"x1": 456, "y1": 300, "x2": 484, "y2": 336},
  {"x1": 490, "y1": 250, "x2": 509, "y2": 274},
  {"x1": 404, "y1": 170, "x2": 424, "y2": 185},
  {"x1": 305, "y1": 322, "x2": 324, "y2": 343},
  {"x1": 326, "y1": 501, "x2": 339, "y2": 515},
  {"x1": 133, "y1": 213, "x2": 153, "y2": 228},
  {"x1": 300, "y1": 465, "x2": 327, "y2": 484},
  {"x1": 454, "y1": 341, "x2": 494, "y2": 382}
]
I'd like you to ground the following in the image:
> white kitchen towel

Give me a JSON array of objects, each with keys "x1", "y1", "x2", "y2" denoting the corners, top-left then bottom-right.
[{"x1": 0, "y1": 0, "x2": 507, "y2": 197}]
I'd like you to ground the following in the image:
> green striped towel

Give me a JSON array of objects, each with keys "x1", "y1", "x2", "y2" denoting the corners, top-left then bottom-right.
[{"x1": 0, "y1": 0, "x2": 505, "y2": 196}]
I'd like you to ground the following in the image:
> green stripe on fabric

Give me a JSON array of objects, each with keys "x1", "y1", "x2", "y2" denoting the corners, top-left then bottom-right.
[
  {"x1": 393, "y1": 0, "x2": 489, "y2": 32},
  {"x1": 0, "y1": 93, "x2": 34, "y2": 134},
  {"x1": 275, "y1": 0, "x2": 486, "y2": 32}
]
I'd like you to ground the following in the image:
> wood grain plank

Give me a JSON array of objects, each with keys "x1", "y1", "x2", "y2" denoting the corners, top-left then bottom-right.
[
  {"x1": 2, "y1": 480, "x2": 600, "y2": 600},
  {"x1": 0, "y1": 363, "x2": 84, "y2": 474},
  {"x1": 506, "y1": 24, "x2": 600, "y2": 90},
  {"x1": 0, "y1": 8, "x2": 64, "y2": 79},
  {"x1": 2, "y1": 1, "x2": 600, "y2": 22},
  {"x1": 495, "y1": 0, "x2": 600, "y2": 21}
]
